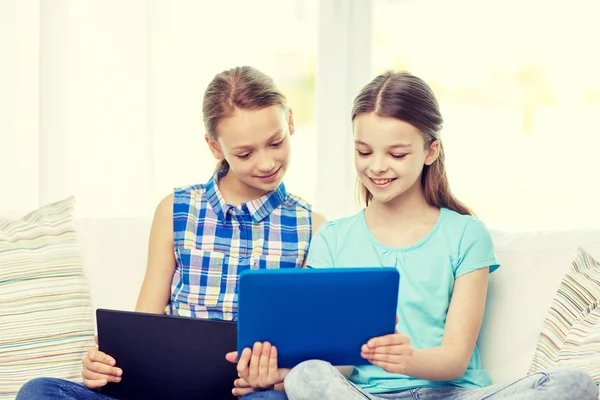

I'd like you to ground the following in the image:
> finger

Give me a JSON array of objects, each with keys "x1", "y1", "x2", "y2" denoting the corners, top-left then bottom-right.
[
  {"x1": 83, "y1": 377, "x2": 108, "y2": 389},
  {"x1": 367, "y1": 333, "x2": 409, "y2": 348},
  {"x1": 225, "y1": 351, "x2": 239, "y2": 364},
  {"x1": 370, "y1": 360, "x2": 407, "y2": 374},
  {"x1": 396, "y1": 315, "x2": 399, "y2": 325},
  {"x1": 88, "y1": 349, "x2": 116, "y2": 367},
  {"x1": 84, "y1": 362, "x2": 123, "y2": 377},
  {"x1": 361, "y1": 351, "x2": 408, "y2": 363},
  {"x1": 248, "y1": 342, "x2": 262, "y2": 381},
  {"x1": 94, "y1": 335, "x2": 99, "y2": 346},
  {"x1": 362, "y1": 343, "x2": 412, "y2": 355},
  {"x1": 232, "y1": 386, "x2": 254, "y2": 397},
  {"x1": 82, "y1": 368, "x2": 122, "y2": 383},
  {"x1": 83, "y1": 359, "x2": 122, "y2": 377},
  {"x1": 236, "y1": 348, "x2": 252, "y2": 380},
  {"x1": 234, "y1": 378, "x2": 251, "y2": 388},
  {"x1": 268, "y1": 346, "x2": 278, "y2": 380},
  {"x1": 258, "y1": 342, "x2": 271, "y2": 382}
]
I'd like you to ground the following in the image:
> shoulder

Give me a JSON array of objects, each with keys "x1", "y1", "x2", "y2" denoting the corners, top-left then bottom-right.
[
  {"x1": 440, "y1": 208, "x2": 491, "y2": 238},
  {"x1": 313, "y1": 211, "x2": 364, "y2": 240},
  {"x1": 155, "y1": 193, "x2": 174, "y2": 218},
  {"x1": 440, "y1": 209, "x2": 499, "y2": 272},
  {"x1": 284, "y1": 192, "x2": 312, "y2": 212},
  {"x1": 151, "y1": 194, "x2": 174, "y2": 235},
  {"x1": 306, "y1": 212, "x2": 365, "y2": 268},
  {"x1": 174, "y1": 183, "x2": 208, "y2": 198},
  {"x1": 280, "y1": 193, "x2": 313, "y2": 228},
  {"x1": 173, "y1": 182, "x2": 213, "y2": 214}
]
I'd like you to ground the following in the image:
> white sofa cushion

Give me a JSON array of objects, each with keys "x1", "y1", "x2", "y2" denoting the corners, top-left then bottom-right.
[
  {"x1": 75, "y1": 217, "x2": 151, "y2": 315},
  {"x1": 479, "y1": 229, "x2": 600, "y2": 384},
  {"x1": 528, "y1": 247, "x2": 600, "y2": 395},
  {"x1": 0, "y1": 197, "x2": 95, "y2": 399}
]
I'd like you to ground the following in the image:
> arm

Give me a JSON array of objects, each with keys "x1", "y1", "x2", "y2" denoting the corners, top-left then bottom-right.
[
  {"x1": 363, "y1": 267, "x2": 489, "y2": 381},
  {"x1": 365, "y1": 217, "x2": 498, "y2": 380},
  {"x1": 134, "y1": 194, "x2": 176, "y2": 314},
  {"x1": 405, "y1": 267, "x2": 489, "y2": 381}
]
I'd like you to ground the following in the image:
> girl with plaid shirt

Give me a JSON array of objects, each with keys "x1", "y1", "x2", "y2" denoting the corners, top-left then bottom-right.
[{"x1": 17, "y1": 66, "x2": 324, "y2": 400}]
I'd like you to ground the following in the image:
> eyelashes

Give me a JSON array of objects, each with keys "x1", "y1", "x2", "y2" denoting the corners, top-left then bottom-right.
[
  {"x1": 356, "y1": 150, "x2": 407, "y2": 159},
  {"x1": 236, "y1": 140, "x2": 285, "y2": 160}
]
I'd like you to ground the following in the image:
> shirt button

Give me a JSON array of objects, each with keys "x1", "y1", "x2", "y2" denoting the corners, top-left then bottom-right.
[{"x1": 238, "y1": 256, "x2": 243, "y2": 261}]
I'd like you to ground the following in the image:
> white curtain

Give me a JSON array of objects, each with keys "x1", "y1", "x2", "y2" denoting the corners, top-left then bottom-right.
[
  {"x1": 3, "y1": 0, "x2": 600, "y2": 232},
  {"x1": 1, "y1": 0, "x2": 325, "y2": 219},
  {"x1": 1, "y1": 0, "x2": 41, "y2": 216}
]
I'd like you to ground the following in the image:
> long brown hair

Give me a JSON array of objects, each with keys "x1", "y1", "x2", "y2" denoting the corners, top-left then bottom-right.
[
  {"x1": 202, "y1": 66, "x2": 289, "y2": 170},
  {"x1": 351, "y1": 71, "x2": 472, "y2": 216}
]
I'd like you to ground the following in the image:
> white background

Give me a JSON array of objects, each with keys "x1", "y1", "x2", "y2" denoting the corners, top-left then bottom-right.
[{"x1": 2, "y1": 0, "x2": 600, "y2": 231}]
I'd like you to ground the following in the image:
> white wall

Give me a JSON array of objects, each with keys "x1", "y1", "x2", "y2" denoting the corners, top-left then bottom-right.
[
  {"x1": 0, "y1": 0, "x2": 40, "y2": 215},
  {"x1": 2, "y1": 0, "x2": 360, "y2": 221},
  {"x1": 3, "y1": 0, "x2": 600, "y2": 230}
]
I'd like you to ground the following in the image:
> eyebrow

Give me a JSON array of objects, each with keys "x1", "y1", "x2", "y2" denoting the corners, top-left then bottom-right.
[
  {"x1": 232, "y1": 129, "x2": 283, "y2": 151},
  {"x1": 354, "y1": 140, "x2": 411, "y2": 149}
]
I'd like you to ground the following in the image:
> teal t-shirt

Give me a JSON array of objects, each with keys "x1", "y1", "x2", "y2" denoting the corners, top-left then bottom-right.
[{"x1": 306, "y1": 207, "x2": 500, "y2": 394}]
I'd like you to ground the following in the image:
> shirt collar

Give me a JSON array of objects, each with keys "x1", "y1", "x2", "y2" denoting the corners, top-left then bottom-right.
[
  {"x1": 245, "y1": 182, "x2": 287, "y2": 223},
  {"x1": 205, "y1": 170, "x2": 287, "y2": 224}
]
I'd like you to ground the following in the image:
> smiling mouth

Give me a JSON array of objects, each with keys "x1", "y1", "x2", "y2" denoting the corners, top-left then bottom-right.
[
  {"x1": 256, "y1": 167, "x2": 281, "y2": 179},
  {"x1": 369, "y1": 177, "x2": 397, "y2": 186}
]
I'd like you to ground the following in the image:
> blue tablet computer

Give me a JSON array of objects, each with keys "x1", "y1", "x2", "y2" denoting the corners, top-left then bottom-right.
[{"x1": 237, "y1": 267, "x2": 399, "y2": 369}]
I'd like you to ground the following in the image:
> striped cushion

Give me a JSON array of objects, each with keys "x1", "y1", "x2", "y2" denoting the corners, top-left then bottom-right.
[
  {"x1": 0, "y1": 197, "x2": 95, "y2": 399},
  {"x1": 529, "y1": 247, "x2": 600, "y2": 397}
]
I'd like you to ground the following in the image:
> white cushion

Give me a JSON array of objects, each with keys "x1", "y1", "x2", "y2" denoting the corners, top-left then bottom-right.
[
  {"x1": 76, "y1": 217, "x2": 151, "y2": 316},
  {"x1": 479, "y1": 229, "x2": 600, "y2": 384},
  {"x1": 528, "y1": 247, "x2": 600, "y2": 397},
  {"x1": 0, "y1": 197, "x2": 95, "y2": 399}
]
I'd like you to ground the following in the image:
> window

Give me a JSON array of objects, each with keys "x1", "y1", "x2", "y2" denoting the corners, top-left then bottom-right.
[
  {"x1": 150, "y1": 0, "x2": 318, "y2": 209},
  {"x1": 373, "y1": 0, "x2": 600, "y2": 230},
  {"x1": 6, "y1": 1, "x2": 319, "y2": 218}
]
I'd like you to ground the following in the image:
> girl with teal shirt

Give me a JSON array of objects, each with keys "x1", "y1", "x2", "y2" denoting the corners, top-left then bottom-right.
[{"x1": 236, "y1": 71, "x2": 598, "y2": 400}]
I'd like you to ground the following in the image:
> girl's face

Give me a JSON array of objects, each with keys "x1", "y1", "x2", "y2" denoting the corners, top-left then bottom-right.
[
  {"x1": 206, "y1": 105, "x2": 294, "y2": 195},
  {"x1": 353, "y1": 112, "x2": 439, "y2": 204}
]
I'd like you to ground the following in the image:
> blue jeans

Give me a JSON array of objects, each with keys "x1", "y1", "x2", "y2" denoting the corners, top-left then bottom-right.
[
  {"x1": 283, "y1": 360, "x2": 599, "y2": 400},
  {"x1": 16, "y1": 377, "x2": 288, "y2": 400}
]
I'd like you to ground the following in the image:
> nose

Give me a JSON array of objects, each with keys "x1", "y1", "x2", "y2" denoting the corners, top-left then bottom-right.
[
  {"x1": 256, "y1": 153, "x2": 275, "y2": 173},
  {"x1": 369, "y1": 155, "x2": 387, "y2": 175}
]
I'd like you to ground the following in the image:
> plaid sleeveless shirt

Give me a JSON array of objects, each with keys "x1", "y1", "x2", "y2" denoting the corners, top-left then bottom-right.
[{"x1": 167, "y1": 171, "x2": 312, "y2": 321}]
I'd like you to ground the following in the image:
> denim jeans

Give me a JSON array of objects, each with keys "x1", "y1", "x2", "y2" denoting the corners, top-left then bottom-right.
[
  {"x1": 16, "y1": 377, "x2": 288, "y2": 400},
  {"x1": 283, "y1": 360, "x2": 598, "y2": 400}
]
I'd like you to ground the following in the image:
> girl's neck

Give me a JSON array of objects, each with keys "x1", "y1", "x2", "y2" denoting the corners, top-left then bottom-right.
[
  {"x1": 218, "y1": 170, "x2": 268, "y2": 206},
  {"x1": 365, "y1": 184, "x2": 439, "y2": 230}
]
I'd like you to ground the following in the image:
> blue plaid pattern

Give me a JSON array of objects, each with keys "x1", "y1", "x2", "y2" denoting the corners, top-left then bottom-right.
[{"x1": 167, "y1": 171, "x2": 313, "y2": 321}]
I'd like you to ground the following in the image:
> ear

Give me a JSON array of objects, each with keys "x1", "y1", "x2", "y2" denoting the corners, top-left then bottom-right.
[
  {"x1": 287, "y1": 108, "x2": 295, "y2": 136},
  {"x1": 424, "y1": 140, "x2": 440, "y2": 166},
  {"x1": 205, "y1": 135, "x2": 225, "y2": 161}
]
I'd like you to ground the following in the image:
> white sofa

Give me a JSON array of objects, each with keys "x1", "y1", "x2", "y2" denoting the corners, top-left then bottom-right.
[{"x1": 76, "y1": 218, "x2": 600, "y2": 386}]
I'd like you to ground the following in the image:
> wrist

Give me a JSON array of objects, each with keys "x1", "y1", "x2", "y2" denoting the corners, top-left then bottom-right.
[{"x1": 274, "y1": 382, "x2": 285, "y2": 391}]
